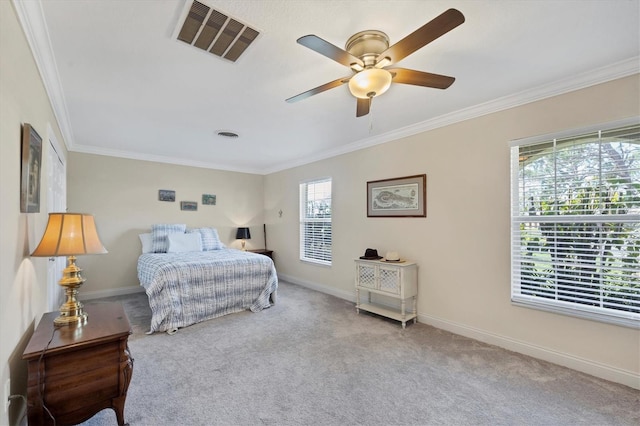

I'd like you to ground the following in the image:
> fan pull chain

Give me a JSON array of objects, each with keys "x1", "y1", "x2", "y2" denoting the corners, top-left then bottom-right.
[{"x1": 369, "y1": 99, "x2": 374, "y2": 133}]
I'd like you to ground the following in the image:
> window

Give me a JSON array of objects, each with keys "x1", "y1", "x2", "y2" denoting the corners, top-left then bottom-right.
[
  {"x1": 300, "y1": 178, "x2": 332, "y2": 265},
  {"x1": 510, "y1": 120, "x2": 640, "y2": 328}
]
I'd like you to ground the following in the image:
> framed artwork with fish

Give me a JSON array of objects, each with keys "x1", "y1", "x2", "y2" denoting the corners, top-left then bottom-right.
[{"x1": 367, "y1": 174, "x2": 426, "y2": 217}]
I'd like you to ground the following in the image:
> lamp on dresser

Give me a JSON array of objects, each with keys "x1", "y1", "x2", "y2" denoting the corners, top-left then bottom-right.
[
  {"x1": 236, "y1": 227, "x2": 251, "y2": 251},
  {"x1": 31, "y1": 212, "x2": 108, "y2": 326}
]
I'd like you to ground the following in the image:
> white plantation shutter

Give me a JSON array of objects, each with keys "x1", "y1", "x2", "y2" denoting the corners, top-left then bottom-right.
[
  {"x1": 300, "y1": 178, "x2": 332, "y2": 265},
  {"x1": 510, "y1": 119, "x2": 640, "y2": 328}
]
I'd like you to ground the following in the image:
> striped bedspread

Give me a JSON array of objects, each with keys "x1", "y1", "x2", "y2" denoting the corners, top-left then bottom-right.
[{"x1": 138, "y1": 249, "x2": 278, "y2": 333}]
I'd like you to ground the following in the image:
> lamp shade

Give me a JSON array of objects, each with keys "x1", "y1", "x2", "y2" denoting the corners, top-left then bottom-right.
[
  {"x1": 348, "y1": 68, "x2": 392, "y2": 99},
  {"x1": 31, "y1": 213, "x2": 108, "y2": 257},
  {"x1": 235, "y1": 227, "x2": 251, "y2": 240}
]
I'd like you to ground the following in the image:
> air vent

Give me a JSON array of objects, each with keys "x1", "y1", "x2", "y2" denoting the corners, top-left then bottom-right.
[
  {"x1": 175, "y1": 0, "x2": 259, "y2": 63},
  {"x1": 217, "y1": 131, "x2": 239, "y2": 138}
]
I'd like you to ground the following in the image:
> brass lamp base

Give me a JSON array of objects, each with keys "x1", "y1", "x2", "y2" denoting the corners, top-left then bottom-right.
[
  {"x1": 54, "y1": 305, "x2": 87, "y2": 326},
  {"x1": 55, "y1": 255, "x2": 88, "y2": 326}
]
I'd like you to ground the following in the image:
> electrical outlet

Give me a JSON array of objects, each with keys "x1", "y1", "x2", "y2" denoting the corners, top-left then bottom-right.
[{"x1": 3, "y1": 379, "x2": 9, "y2": 413}]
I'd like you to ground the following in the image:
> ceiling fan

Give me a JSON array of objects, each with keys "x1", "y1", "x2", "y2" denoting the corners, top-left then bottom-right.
[{"x1": 286, "y1": 8, "x2": 465, "y2": 117}]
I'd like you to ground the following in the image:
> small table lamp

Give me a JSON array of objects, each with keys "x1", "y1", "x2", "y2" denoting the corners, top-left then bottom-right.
[
  {"x1": 235, "y1": 227, "x2": 251, "y2": 251},
  {"x1": 31, "y1": 213, "x2": 108, "y2": 326}
]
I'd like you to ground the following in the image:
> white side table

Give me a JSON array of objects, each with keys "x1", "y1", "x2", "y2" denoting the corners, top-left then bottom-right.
[{"x1": 355, "y1": 258, "x2": 418, "y2": 328}]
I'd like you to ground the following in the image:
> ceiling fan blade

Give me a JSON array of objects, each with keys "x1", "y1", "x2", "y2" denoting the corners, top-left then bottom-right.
[
  {"x1": 297, "y1": 35, "x2": 364, "y2": 68},
  {"x1": 376, "y1": 8, "x2": 464, "y2": 65},
  {"x1": 388, "y1": 68, "x2": 455, "y2": 89},
  {"x1": 356, "y1": 97, "x2": 371, "y2": 117},
  {"x1": 286, "y1": 76, "x2": 351, "y2": 103}
]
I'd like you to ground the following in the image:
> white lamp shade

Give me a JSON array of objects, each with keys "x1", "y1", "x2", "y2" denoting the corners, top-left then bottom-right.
[{"x1": 348, "y1": 68, "x2": 392, "y2": 99}]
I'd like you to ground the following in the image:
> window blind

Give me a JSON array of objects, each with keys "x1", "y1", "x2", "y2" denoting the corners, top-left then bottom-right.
[
  {"x1": 510, "y1": 120, "x2": 640, "y2": 328},
  {"x1": 300, "y1": 178, "x2": 332, "y2": 265}
]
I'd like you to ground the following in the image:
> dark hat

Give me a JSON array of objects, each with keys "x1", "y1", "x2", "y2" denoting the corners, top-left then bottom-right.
[{"x1": 360, "y1": 248, "x2": 383, "y2": 260}]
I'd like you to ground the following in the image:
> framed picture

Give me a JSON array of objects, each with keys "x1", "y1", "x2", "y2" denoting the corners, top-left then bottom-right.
[
  {"x1": 180, "y1": 201, "x2": 197, "y2": 211},
  {"x1": 202, "y1": 194, "x2": 216, "y2": 205},
  {"x1": 367, "y1": 174, "x2": 426, "y2": 217},
  {"x1": 20, "y1": 123, "x2": 43, "y2": 213},
  {"x1": 158, "y1": 189, "x2": 175, "y2": 202}
]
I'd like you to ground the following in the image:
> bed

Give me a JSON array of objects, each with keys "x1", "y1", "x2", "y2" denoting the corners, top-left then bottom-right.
[{"x1": 137, "y1": 225, "x2": 278, "y2": 334}]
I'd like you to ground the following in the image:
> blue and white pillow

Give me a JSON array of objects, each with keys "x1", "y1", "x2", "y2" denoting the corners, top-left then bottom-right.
[
  {"x1": 151, "y1": 224, "x2": 187, "y2": 253},
  {"x1": 188, "y1": 227, "x2": 225, "y2": 250}
]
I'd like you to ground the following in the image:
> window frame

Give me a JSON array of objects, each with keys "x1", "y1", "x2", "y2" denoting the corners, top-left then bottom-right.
[
  {"x1": 510, "y1": 117, "x2": 640, "y2": 329},
  {"x1": 299, "y1": 177, "x2": 332, "y2": 266}
]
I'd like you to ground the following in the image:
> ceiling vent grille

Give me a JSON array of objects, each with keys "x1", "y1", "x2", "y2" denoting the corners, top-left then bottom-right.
[{"x1": 175, "y1": 0, "x2": 259, "y2": 63}]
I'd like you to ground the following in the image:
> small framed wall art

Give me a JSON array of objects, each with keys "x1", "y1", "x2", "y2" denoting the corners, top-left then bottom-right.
[
  {"x1": 202, "y1": 194, "x2": 216, "y2": 205},
  {"x1": 20, "y1": 123, "x2": 43, "y2": 213},
  {"x1": 180, "y1": 201, "x2": 197, "y2": 211},
  {"x1": 158, "y1": 189, "x2": 175, "y2": 202},
  {"x1": 367, "y1": 174, "x2": 426, "y2": 217}
]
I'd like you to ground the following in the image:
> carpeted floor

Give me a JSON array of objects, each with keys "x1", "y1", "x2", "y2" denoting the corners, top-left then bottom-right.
[{"x1": 80, "y1": 281, "x2": 639, "y2": 426}]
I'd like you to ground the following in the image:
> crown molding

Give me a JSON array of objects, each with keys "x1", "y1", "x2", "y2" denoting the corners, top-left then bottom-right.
[
  {"x1": 13, "y1": 0, "x2": 638, "y2": 175},
  {"x1": 13, "y1": 0, "x2": 76, "y2": 150},
  {"x1": 71, "y1": 144, "x2": 265, "y2": 175},
  {"x1": 265, "y1": 57, "x2": 639, "y2": 174}
]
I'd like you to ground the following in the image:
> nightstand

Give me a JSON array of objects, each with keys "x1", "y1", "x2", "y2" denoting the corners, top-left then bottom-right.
[
  {"x1": 23, "y1": 302, "x2": 133, "y2": 426},
  {"x1": 249, "y1": 249, "x2": 274, "y2": 260}
]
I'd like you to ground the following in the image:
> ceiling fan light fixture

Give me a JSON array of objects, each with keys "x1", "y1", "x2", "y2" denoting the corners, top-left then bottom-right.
[
  {"x1": 348, "y1": 68, "x2": 392, "y2": 99},
  {"x1": 374, "y1": 57, "x2": 392, "y2": 68},
  {"x1": 288, "y1": 9, "x2": 464, "y2": 116}
]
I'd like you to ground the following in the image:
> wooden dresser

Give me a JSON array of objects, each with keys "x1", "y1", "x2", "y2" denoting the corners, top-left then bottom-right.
[
  {"x1": 249, "y1": 248, "x2": 274, "y2": 260},
  {"x1": 22, "y1": 302, "x2": 133, "y2": 425}
]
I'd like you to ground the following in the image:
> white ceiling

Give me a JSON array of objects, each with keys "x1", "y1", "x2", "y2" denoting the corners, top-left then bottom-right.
[{"x1": 16, "y1": 0, "x2": 640, "y2": 174}]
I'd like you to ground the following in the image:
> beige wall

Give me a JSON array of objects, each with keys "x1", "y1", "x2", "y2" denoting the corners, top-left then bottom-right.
[
  {"x1": 0, "y1": 2, "x2": 68, "y2": 424},
  {"x1": 265, "y1": 75, "x2": 640, "y2": 388},
  {"x1": 67, "y1": 153, "x2": 265, "y2": 295}
]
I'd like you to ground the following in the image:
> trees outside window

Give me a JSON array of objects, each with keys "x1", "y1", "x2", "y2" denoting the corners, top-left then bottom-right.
[{"x1": 511, "y1": 122, "x2": 640, "y2": 327}]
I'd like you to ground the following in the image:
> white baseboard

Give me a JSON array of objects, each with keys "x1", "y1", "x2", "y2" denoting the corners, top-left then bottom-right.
[
  {"x1": 279, "y1": 273, "x2": 355, "y2": 302},
  {"x1": 82, "y1": 285, "x2": 145, "y2": 300},
  {"x1": 419, "y1": 313, "x2": 639, "y2": 390},
  {"x1": 279, "y1": 273, "x2": 640, "y2": 390}
]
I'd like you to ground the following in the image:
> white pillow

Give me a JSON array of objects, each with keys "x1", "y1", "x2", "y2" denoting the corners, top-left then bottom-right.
[
  {"x1": 167, "y1": 232, "x2": 203, "y2": 253},
  {"x1": 139, "y1": 233, "x2": 153, "y2": 254}
]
